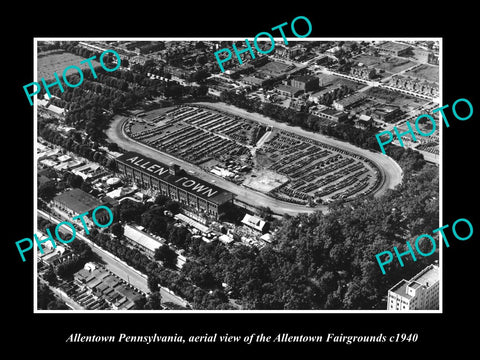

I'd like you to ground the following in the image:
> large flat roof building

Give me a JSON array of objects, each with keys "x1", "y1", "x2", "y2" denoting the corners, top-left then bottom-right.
[
  {"x1": 333, "y1": 93, "x2": 367, "y2": 111},
  {"x1": 375, "y1": 41, "x2": 411, "y2": 57},
  {"x1": 52, "y1": 188, "x2": 104, "y2": 216},
  {"x1": 51, "y1": 188, "x2": 112, "y2": 227},
  {"x1": 123, "y1": 224, "x2": 162, "y2": 257},
  {"x1": 291, "y1": 75, "x2": 319, "y2": 92},
  {"x1": 387, "y1": 264, "x2": 439, "y2": 310},
  {"x1": 116, "y1": 151, "x2": 234, "y2": 219}
]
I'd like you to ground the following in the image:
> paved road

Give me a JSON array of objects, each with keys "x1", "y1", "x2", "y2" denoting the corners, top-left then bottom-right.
[{"x1": 37, "y1": 210, "x2": 189, "y2": 308}]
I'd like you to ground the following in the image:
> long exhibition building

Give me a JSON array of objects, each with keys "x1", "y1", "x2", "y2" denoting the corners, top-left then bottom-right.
[{"x1": 116, "y1": 151, "x2": 234, "y2": 220}]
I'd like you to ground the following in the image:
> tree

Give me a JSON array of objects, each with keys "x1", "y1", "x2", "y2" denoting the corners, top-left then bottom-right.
[
  {"x1": 145, "y1": 292, "x2": 163, "y2": 309},
  {"x1": 80, "y1": 181, "x2": 92, "y2": 193},
  {"x1": 258, "y1": 206, "x2": 273, "y2": 222},
  {"x1": 164, "y1": 84, "x2": 184, "y2": 99},
  {"x1": 154, "y1": 245, "x2": 177, "y2": 269},
  {"x1": 38, "y1": 182, "x2": 57, "y2": 202},
  {"x1": 47, "y1": 300, "x2": 69, "y2": 310},
  {"x1": 196, "y1": 55, "x2": 207, "y2": 66},
  {"x1": 147, "y1": 275, "x2": 159, "y2": 292},
  {"x1": 195, "y1": 41, "x2": 206, "y2": 50},
  {"x1": 107, "y1": 142, "x2": 119, "y2": 152},
  {"x1": 37, "y1": 280, "x2": 55, "y2": 309},
  {"x1": 111, "y1": 222, "x2": 124, "y2": 238},
  {"x1": 67, "y1": 173, "x2": 83, "y2": 188},
  {"x1": 133, "y1": 296, "x2": 147, "y2": 309},
  {"x1": 154, "y1": 194, "x2": 170, "y2": 206},
  {"x1": 119, "y1": 199, "x2": 147, "y2": 223},
  {"x1": 92, "y1": 151, "x2": 101, "y2": 163},
  {"x1": 106, "y1": 158, "x2": 117, "y2": 171},
  {"x1": 164, "y1": 200, "x2": 181, "y2": 214},
  {"x1": 168, "y1": 226, "x2": 191, "y2": 249},
  {"x1": 43, "y1": 267, "x2": 58, "y2": 286},
  {"x1": 141, "y1": 209, "x2": 169, "y2": 235}
]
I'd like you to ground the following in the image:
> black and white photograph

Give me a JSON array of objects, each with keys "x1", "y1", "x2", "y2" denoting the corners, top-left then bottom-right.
[
  {"x1": 33, "y1": 38, "x2": 441, "y2": 312},
  {"x1": 6, "y1": 5, "x2": 478, "y2": 353}
]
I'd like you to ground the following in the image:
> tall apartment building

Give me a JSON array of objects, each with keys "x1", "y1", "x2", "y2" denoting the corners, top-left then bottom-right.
[{"x1": 387, "y1": 264, "x2": 439, "y2": 310}]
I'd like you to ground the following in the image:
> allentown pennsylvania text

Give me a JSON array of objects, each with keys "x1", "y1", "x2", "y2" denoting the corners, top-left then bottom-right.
[{"x1": 65, "y1": 332, "x2": 412, "y2": 345}]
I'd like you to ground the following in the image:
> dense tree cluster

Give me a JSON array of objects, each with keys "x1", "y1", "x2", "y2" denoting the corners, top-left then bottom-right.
[
  {"x1": 154, "y1": 245, "x2": 177, "y2": 269},
  {"x1": 219, "y1": 91, "x2": 381, "y2": 151},
  {"x1": 37, "y1": 217, "x2": 94, "y2": 281},
  {"x1": 174, "y1": 162, "x2": 438, "y2": 309},
  {"x1": 37, "y1": 280, "x2": 69, "y2": 310},
  {"x1": 90, "y1": 231, "x2": 152, "y2": 274},
  {"x1": 135, "y1": 42, "x2": 166, "y2": 54},
  {"x1": 38, "y1": 43, "x2": 211, "y2": 141},
  {"x1": 38, "y1": 181, "x2": 57, "y2": 202},
  {"x1": 38, "y1": 119, "x2": 117, "y2": 171},
  {"x1": 55, "y1": 235, "x2": 94, "y2": 280}
]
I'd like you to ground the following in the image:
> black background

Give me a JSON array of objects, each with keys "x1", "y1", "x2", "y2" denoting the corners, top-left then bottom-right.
[{"x1": 6, "y1": 3, "x2": 477, "y2": 354}]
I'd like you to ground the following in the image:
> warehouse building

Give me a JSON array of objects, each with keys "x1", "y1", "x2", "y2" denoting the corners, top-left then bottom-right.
[
  {"x1": 51, "y1": 188, "x2": 113, "y2": 227},
  {"x1": 116, "y1": 152, "x2": 234, "y2": 220}
]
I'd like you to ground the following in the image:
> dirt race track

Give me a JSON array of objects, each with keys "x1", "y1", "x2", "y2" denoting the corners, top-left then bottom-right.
[{"x1": 105, "y1": 102, "x2": 403, "y2": 216}]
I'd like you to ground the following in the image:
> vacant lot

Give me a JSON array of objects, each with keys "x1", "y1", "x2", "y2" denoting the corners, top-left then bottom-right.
[
  {"x1": 243, "y1": 169, "x2": 289, "y2": 193},
  {"x1": 354, "y1": 54, "x2": 417, "y2": 74},
  {"x1": 37, "y1": 51, "x2": 100, "y2": 80},
  {"x1": 257, "y1": 60, "x2": 293, "y2": 75},
  {"x1": 365, "y1": 87, "x2": 429, "y2": 109},
  {"x1": 405, "y1": 64, "x2": 439, "y2": 83}
]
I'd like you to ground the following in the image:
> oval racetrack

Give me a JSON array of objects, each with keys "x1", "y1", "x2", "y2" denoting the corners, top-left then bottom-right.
[{"x1": 106, "y1": 102, "x2": 403, "y2": 216}]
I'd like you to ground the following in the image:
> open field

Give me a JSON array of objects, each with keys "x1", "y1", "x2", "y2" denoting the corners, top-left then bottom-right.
[
  {"x1": 405, "y1": 64, "x2": 439, "y2": 83},
  {"x1": 354, "y1": 54, "x2": 417, "y2": 74},
  {"x1": 243, "y1": 170, "x2": 289, "y2": 193},
  {"x1": 365, "y1": 87, "x2": 430, "y2": 109},
  {"x1": 37, "y1": 51, "x2": 100, "y2": 80},
  {"x1": 257, "y1": 60, "x2": 294, "y2": 75}
]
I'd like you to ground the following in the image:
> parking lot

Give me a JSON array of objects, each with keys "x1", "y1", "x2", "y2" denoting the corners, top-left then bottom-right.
[{"x1": 125, "y1": 105, "x2": 382, "y2": 205}]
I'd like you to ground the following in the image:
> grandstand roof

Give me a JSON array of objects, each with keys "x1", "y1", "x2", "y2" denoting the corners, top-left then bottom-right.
[
  {"x1": 124, "y1": 225, "x2": 162, "y2": 253},
  {"x1": 116, "y1": 152, "x2": 234, "y2": 205}
]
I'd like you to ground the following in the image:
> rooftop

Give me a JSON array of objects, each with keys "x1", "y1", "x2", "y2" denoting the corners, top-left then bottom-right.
[
  {"x1": 174, "y1": 213, "x2": 209, "y2": 233},
  {"x1": 242, "y1": 76, "x2": 264, "y2": 85},
  {"x1": 335, "y1": 92, "x2": 367, "y2": 107},
  {"x1": 389, "y1": 279, "x2": 412, "y2": 300},
  {"x1": 124, "y1": 224, "x2": 162, "y2": 253},
  {"x1": 389, "y1": 264, "x2": 439, "y2": 298},
  {"x1": 241, "y1": 214, "x2": 267, "y2": 232},
  {"x1": 116, "y1": 152, "x2": 234, "y2": 204},
  {"x1": 53, "y1": 188, "x2": 104, "y2": 214},
  {"x1": 276, "y1": 84, "x2": 302, "y2": 95},
  {"x1": 411, "y1": 264, "x2": 439, "y2": 288},
  {"x1": 293, "y1": 75, "x2": 317, "y2": 83}
]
